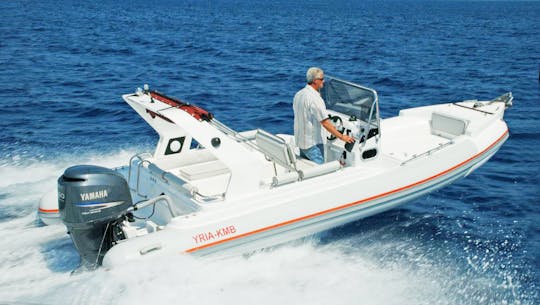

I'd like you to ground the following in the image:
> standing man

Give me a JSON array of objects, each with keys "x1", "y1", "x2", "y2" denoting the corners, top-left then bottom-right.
[{"x1": 293, "y1": 67, "x2": 355, "y2": 164}]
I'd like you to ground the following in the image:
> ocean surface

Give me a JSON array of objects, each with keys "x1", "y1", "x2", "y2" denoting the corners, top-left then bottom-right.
[{"x1": 0, "y1": 0, "x2": 539, "y2": 304}]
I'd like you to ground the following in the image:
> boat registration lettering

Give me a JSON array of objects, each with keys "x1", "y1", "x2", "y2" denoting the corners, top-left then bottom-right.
[{"x1": 193, "y1": 225, "x2": 237, "y2": 244}]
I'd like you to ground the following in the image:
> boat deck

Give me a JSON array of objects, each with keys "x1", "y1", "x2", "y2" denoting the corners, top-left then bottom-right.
[{"x1": 379, "y1": 113, "x2": 456, "y2": 163}]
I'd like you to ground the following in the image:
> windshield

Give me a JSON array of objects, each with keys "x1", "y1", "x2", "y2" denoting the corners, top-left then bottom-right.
[{"x1": 320, "y1": 76, "x2": 379, "y2": 124}]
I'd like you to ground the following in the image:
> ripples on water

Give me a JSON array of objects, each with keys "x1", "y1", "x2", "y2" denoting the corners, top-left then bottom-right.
[{"x1": 0, "y1": 0, "x2": 538, "y2": 304}]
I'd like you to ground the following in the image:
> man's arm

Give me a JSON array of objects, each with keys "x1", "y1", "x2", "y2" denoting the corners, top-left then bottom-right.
[{"x1": 321, "y1": 119, "x2": 355, "y2": 143}]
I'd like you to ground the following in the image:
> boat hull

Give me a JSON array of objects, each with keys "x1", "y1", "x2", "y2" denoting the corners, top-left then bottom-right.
[{"x1": 103, "y1": 126, "x2": 508, "y2": 267}]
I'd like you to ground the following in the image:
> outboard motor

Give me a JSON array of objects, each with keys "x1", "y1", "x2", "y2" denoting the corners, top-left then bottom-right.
[{"x1": 59, "y1": 165, "x2": 133, "y2": 269}]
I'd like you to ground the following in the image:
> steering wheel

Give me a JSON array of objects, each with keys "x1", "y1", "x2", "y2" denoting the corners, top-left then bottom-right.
[{"x1": 326, "y1": 115, "x2": 344, "y2": 140}]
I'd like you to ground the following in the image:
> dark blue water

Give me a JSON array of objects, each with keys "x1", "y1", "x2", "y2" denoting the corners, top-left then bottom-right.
[{"x1": 0, "y1": 1, "x2": 538, "y2": 304}]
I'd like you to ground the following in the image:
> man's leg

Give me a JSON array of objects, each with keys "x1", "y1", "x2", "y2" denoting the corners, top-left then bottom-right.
[{"x1": 299, "y1": 144, "x2": 324, "y2": 164}]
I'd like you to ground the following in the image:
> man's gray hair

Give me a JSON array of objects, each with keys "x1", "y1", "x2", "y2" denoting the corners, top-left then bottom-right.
[{"x1": 306, "y1": 67, "x2": 323, "y2": 84}]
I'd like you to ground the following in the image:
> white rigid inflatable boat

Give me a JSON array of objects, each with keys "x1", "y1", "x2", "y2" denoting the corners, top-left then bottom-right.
[{"x1": 38, "y1": 76, "x2": 513, "y2": 269}]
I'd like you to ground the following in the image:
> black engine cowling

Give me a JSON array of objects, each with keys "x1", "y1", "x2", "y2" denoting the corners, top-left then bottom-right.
[{"x1": 58, "y1": 165, "x2": 133, "y2": 268}]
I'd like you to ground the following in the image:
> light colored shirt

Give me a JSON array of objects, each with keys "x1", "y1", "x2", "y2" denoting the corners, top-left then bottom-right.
[{"x1": 293, "y1": 85, "x2": 328, "y2": 149}]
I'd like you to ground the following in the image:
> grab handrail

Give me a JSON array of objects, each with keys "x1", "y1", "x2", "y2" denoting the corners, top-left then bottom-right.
[
  {"x1": 128, "y1": 153, "x2": 152, "y2": 199},
  {"x1": 400, "y1": 141, "x2": 454, "y2": 166}
]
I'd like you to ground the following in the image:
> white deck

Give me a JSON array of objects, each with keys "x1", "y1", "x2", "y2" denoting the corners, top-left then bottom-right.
[{"x1": 380, "y1": 116, "x2": 452, "y2": 163}]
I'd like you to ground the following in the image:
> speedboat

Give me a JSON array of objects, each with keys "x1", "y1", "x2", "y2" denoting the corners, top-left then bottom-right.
[{"x1": 37, "y1": 76, "x2": 513, "y2": 269}]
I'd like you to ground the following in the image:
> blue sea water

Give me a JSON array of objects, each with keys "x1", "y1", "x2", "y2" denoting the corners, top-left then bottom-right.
[{"x1": 0, "y1": 0, "x2": 539, "y2": 304}]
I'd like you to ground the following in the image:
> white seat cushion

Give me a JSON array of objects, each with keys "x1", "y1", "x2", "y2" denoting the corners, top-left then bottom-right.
[{"x1": 178, "y1": 160, "x2": 229, "y2": 180}]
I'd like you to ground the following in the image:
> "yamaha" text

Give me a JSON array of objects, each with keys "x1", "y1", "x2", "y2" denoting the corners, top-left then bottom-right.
[{"x1": 80, "y1": 190, "x2": 108, "y2": 201}]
